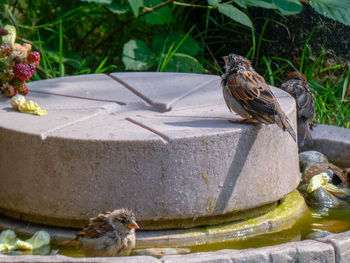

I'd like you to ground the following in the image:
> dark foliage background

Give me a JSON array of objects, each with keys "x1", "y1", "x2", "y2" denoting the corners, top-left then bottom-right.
[{"x1": 0, "y1": 0, "x2": 349, "y2": 127}]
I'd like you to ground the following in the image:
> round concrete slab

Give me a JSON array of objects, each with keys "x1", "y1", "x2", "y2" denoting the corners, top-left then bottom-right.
[{"x1": 0, "y1": 72, "x2": 299, "y2": 229}]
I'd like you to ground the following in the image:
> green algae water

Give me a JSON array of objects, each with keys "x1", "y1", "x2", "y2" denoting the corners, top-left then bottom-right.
[
  {"x1": 189, "y1": 198, "x2": 350, "y2": 253},
  {"x1": 54, "y1": 198, "x2": 350, "y2": 257}
]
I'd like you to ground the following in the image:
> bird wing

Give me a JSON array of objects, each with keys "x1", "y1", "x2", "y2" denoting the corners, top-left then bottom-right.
[
  {"x1": 281, "y1": 80, "x2": 314, "y2": 120},
  {"x1": 226, "y1": 70, "x2": 277, "y2": 123},
  {"x1": 78, "y1": 212, "x2": 113, "y2": 239},
  {"x1": 295, "y1": 84, "x2": 315, "y2": 120}
]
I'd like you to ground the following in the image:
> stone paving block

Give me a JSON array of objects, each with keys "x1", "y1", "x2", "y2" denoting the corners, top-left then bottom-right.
[
  {"x1": 309, "y1": 125, "x2": 350, "y2": 166},
  {"x1": 110, "y1": 72, "x2": 219, "y2": 109},
  {"x1": 267, "y1": 240, "x2": 335, "y2": 263},
  {"x1": 318, "y1": 230, "x2": 350, "y2": 263},
  {"x1": 27, "y1": 74, "x2": 143, "y2": 104},
  {"x1": 161, "y1": 240, "x2": 335, "y2": 263},
  {"x1": 0, "y1": 255, "x2": 160, "y2": 263},
  {"x1": 161, "y1": 250, "x2": 241, "y2": 263}
]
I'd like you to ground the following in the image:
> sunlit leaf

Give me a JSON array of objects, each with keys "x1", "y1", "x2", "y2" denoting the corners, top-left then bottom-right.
[
  {"x1": 208, "y1": 0, "x2": 252, "y2": 29},
  {"x1": 122, "y1": 40, "x2": 156, "y2": 70},
  {"x1": 128, "y1": 0, "x2": 144, "y2": 17},
  {"x1": 309, "y1": 0, "x2": 350, "y2": 26},
  {"x1": 164, "y1": 53, "x2": 205, "y2": 73},
  {"x1": 107, "y1": 2, "x2": 130, "y2": 14}
]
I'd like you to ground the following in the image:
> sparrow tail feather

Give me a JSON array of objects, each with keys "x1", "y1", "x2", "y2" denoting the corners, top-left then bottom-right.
[
  {"x1": 298, "y1": 120, "x2": 313, "y2": 147},
  {"x1": 274, "y1": 110, "x2": 297, "y2": 142}
]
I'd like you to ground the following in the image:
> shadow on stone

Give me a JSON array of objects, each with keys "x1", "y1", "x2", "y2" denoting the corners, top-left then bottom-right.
[{"x1": 214, "y1": 126, "x2": 260, "y2": 214}]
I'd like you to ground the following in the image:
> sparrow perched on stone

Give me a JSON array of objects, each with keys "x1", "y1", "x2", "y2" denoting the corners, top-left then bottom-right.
[
  {"x1": 65, "y1": 209, "x2": 139, "y2": 257},
  {"x1": 280, "y1": 72, "x2": 315, "y2": 147},
  {"x1": 221, "y1": 53, "x2": 296, "y2": 142}
]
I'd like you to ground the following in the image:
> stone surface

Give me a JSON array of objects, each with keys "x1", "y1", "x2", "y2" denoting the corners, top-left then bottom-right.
[
  {"x1": 161, "y1": 240, "x2": 335, "y2": 263},
  {"x1": 0, "y1": 255, "x2": 159, "y2": 262},
  {"x1": 318, "y1": 230, "x2": 350, "y2": 263},
  {"x1": 309, "y1": 125, "x2": 350, "y2": 167},
  {"x1": 0, "y1": 72, "x2": 299, "y2": 229}
]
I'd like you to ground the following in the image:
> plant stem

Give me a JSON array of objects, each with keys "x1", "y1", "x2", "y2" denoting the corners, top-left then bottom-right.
[{"x1": 173, "y1": 1, "x2": 216, "y2": 9}]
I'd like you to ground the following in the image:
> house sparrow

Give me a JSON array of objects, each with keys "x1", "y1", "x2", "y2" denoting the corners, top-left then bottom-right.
[
  {"x1": 221, "y1": 53, "x2": 296, "y2": 142},
  {"x1": 64, "y1": 209, "x2": 139, "y2": 257},
  {"x1": 280, "y1": 72, "x2": 315, "y2": 147}
]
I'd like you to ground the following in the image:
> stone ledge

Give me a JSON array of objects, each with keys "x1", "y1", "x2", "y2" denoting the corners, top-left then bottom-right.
[
  {"x1": 161, "y1": 240, "x2": 335, "y2": 263},
  {"x1": 0, "y1": 255, "x2": 159, "y2": 263},
  {"x1": 308, "y1": 124, "x2": 350, "y2": 166},
  {"x1": 0, "y1": 73, "x2": 299, "y2": 229},
  {"x1": 318, "y1": 230, "x2": 350, "y2": 263}
]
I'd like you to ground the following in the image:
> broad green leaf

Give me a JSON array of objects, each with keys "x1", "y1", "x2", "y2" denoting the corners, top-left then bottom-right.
[
  {"x1": 128, "y1": 0, "x2": 143, "y2": 17},
  {"x1": 143, "y1": 0, "x2": 172, "y2": 24},
  {"x1": 164, "y1": 53, "x2": 205, "y2": 73},
  {"x1": 122, "y1": 40, "x2": 156, "y2": 70},
  {"x1": 273, "y1": 0, "x2": 302, "y2": 15},
  {"x1": 208, "y1": 0, "x2": 253, "y2": 29},
  {"x1": 309, "y1": 0, "x2": 350, "y2": 26},
  {"x1": 107, "y1": 2, "x2": 130, "y2": 14},
  {"x1": 235, "y1": 0, "x2": 274, "y2": 9},
  {"x1": 235, "y1": 0, "x2": 302, "y2": 15},
  {"x1": 152, "y1": 32, "x2": 202, "y2": 56},
  {"x1": 80, "y1": 0, "x2": 112, "y2": 3}
]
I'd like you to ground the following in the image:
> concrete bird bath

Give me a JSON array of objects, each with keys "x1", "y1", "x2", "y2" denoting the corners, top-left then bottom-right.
[
  {"x1": 4, "y1": 72, "x2": 341, "y2": 262},
  {"x1": 0, "y1": 72, "x2": 299, "y2": 230}
]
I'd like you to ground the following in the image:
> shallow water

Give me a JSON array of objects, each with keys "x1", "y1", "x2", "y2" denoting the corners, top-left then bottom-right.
[
  {"x1": 52, "y1": 199, "x2": 350, "y2": 257},
  {"x1": 189, "y1": 198, "x2": 350, "y2": 253}
]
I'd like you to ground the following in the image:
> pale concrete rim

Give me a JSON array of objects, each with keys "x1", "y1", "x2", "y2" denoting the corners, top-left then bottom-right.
[{"x1": 0, "y1": 124, "x2": 348, "y2": 262}]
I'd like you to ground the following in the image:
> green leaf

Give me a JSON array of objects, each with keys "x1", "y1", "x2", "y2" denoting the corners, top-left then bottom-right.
[
  {"x1": 235, "y1": 0, "x2": 302, "y2": 15},
  {"x1": 208, "y1": 0, "x2": 253, "y2": 29},
  {"x1": 164, "y1": 53, "x2": 205, "y2": 73},
  {"x1": 80, "y1": 0, "x2": 112, "y2": 3},
  {"x1": 152, "y1": 32, "x2": 202, "y2": 56},
  {"x1": 122, "y1": 40, "x2": 156, "y2": 70},
  {"x1": 128, "y1": 0, "x2": 143, "y2": 17},
  {"x1": 143, "y1": 0, "x2": 172, "y2": 24},
  {"x1": 309, "y1": 0, "x2": 350, "y2": 26},
  {"x1": 273, "y1": 0, "x2": 302, "y2": 15},
  {"x1": 107, "y1": 2, "x2": 130, "y2": 14},
  {"x1": 235, "y1": 0, "x2": 274, "y2": 9}
]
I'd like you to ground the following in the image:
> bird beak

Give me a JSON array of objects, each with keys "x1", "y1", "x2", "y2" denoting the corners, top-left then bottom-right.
[
  {"x1": 127, "y1": 220, "x2": 139, "y2": 229},
  {"x1": 223, "y1": 56, "x2": 229, "y2": 64}
]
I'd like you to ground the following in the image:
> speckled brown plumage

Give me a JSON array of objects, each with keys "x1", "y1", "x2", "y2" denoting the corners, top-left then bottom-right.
[
  {"x1": 281, "y1": 72, "x2": 315, "y2": 147},
  {"x1": 65, "y1": 209, "x2": 139, "y2": 257},
  {"x1": 221, "y1": 53, "x2": 296, "y2": 142}
]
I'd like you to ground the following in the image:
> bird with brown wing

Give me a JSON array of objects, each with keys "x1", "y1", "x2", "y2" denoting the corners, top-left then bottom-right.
[
  {"x1": 221, "y1": 53, "x2": 296, "y2": 142},
  {"x1": 280, "y1": 72, "x2": 315, "y2": 148},
  {"x1": 64, "y1": 209, "x2": 139, "y2": 257}
]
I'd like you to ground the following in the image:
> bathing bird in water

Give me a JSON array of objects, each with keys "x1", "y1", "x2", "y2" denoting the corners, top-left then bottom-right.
[
  {"x1": 221, "y1": 53, "x2": 296, "y2": 142},
  {"x1": 64, "y1": 209, "x2": 139, "y2": 257}
]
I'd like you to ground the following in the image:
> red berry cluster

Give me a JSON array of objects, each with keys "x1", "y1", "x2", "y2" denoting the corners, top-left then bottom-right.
[{"x1": 1, "y1": 47, "x2": 40, "y2": 97}]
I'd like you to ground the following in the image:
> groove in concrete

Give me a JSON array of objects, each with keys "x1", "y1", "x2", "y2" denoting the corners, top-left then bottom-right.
[
  {"x1": 30, "y1": 90, "x2": 126, "y2": 105},
  {"x1": 125, "y1": 117, "x2": 171, "y2": 144}
]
